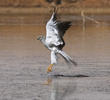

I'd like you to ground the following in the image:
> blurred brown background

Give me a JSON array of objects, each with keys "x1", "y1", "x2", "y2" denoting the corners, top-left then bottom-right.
[
  {"x1": 0, "y1": 0, "x2": 109, "y2": 63},
  {"x1": 0, "y1": 0, "x2": 110, "y2": 14},
  {"x1": 0, "y1": 0, "x2": 110, "y2": 25},
  {"x1": 0, "y1": 1, "x2": 110, "y2": 100},
  {"x1": 0, "y1": 0, "x2": 110, "y2": 7}
]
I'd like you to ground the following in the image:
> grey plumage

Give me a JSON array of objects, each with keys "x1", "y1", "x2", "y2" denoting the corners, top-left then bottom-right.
[{"x1": 37, "y1": 8, "x2": 77, "y2": 66}]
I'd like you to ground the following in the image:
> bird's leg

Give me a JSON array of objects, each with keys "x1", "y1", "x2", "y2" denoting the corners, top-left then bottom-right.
[{"x1": 47, "y1": 64, "x2": 54, "y2": 72}]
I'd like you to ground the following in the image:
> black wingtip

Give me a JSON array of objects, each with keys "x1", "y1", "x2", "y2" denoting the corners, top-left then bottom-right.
[
  {"x1": 53, "y1": 6, "x2": 58, "y2": 14},
  {"x1": 67, "y1": 21, "x2": 72, "y2": 27},
  {"x1": 51, "y1": 7, "x2": 58, "y2": 21},
  {"x1": 63, "y1": 21, "x2": 72, "y2": 31}
]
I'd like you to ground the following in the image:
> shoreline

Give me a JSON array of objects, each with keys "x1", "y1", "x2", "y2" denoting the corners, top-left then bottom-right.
[{"x1": 0, "y1": 7, "x2": 110, "y2": 15}]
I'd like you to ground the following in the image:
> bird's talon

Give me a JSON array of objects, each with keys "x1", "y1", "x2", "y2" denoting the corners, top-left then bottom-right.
[{"x1": 47, "y1": 64, "x2": 53, "y2": 73}]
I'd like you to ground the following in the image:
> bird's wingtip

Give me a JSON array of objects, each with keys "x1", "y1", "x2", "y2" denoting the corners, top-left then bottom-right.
[{"x1": 53, "y1": 6, "x2": 58, "y2": 14}]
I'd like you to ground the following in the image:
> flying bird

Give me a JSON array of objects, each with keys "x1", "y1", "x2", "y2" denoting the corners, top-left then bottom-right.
[{"x1": 37, "y1": 8, "x2": 77, "y2": 72}]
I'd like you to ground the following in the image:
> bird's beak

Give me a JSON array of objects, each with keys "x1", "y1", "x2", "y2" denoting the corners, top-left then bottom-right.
[{"x1": 37, "y1": 37, "x2": 40, "y2": 40}]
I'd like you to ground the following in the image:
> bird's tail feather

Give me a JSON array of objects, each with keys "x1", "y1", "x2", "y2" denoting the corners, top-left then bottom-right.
[{"x1": 57, "y1": 50, "x2": 77, "y2": 66}]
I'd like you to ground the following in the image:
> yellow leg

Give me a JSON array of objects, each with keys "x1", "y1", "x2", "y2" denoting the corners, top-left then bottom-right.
[{"x1": 47, "y1": 64, "x2": 54, "y2": 73}]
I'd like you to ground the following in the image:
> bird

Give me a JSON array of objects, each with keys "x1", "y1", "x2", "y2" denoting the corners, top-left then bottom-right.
[{"x1": 37, "y1": 8, "x2": 77, "y2": 73}]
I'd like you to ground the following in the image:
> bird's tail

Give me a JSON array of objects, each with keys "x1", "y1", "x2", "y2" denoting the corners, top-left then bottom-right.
[{"x1": 57, "y1": 50, "x2": 77, "y2": 66}]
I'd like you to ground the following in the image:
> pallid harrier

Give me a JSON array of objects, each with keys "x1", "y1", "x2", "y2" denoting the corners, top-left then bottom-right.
[{"x1": 37, "y1": 8, "x2": 77, "y2": 72}]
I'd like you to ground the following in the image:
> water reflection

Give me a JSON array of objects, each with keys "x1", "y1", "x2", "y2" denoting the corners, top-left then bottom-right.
[
  {"x1": 45, "y1": 73, "x2": 89, "y2": 100},
  {"x1": 46, "y1": 72, "x2": 110, "y2": 100},
  {"x1": 50, "y1": 78, "x2": 77, "y2": 100}
]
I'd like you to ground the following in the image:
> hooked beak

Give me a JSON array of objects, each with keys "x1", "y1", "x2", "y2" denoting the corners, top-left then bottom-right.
[
  {"x1": 37, "y1": 37, "x2": 39, "y2": 40},
  {"x1": 37, "y1": 35, "x2": 43, "y2": 40},
  {"x1": 37, "y1": 36, "x2": 40, "y2": 40}
]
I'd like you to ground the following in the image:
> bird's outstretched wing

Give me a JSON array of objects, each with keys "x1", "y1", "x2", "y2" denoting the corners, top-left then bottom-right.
[
  {"x1": 57, "y1": 21, "x2": 72, "y2": 37},
  {"x1": 46, "y1": 10, "x2": 72, "y2": 48},
  {"x1": 46, "y1": 11, "x2": 61, "y2": 47}
]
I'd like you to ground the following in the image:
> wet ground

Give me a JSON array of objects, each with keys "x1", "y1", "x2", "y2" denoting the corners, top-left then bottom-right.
[{"x1": 0, "y1": 15, "x2": 110, "y2": 100}]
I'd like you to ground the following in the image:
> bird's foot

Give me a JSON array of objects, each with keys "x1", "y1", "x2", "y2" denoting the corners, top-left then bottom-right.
[{"x1": 47, "y1": 64, "x2": 53, "y2": 73}]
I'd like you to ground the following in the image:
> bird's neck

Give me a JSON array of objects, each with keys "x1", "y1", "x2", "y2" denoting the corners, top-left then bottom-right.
[{"x1": 41, "y1": 38, "x2": 50, "y2": 50}]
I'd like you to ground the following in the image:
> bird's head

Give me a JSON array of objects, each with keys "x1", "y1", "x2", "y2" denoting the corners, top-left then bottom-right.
[{"x1": 37, "y1": 35, "x2": 45, "y2": 41}]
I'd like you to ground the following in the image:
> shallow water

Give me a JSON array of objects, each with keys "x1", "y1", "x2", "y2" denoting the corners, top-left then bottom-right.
[
  {"x1": 0, "y1": 15, "x2": 110, "y2": 100},
  {"x1": 0, "y1": 22, "x2": 110, "y2": 62}
]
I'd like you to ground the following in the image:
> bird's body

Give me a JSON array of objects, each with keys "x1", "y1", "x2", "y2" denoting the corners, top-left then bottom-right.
[{"x1": 37, "y1": 8, "x2": 77, "y2": 72}]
